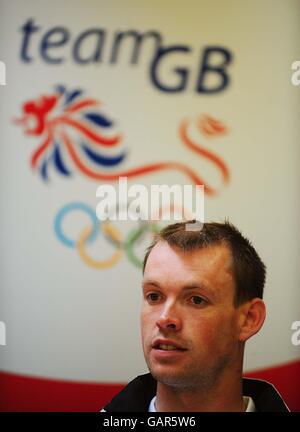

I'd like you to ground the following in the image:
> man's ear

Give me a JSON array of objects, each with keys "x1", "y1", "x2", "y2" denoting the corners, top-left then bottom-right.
[{"x1": 238, "y1": 298, "x2": 266, "y2": 342}]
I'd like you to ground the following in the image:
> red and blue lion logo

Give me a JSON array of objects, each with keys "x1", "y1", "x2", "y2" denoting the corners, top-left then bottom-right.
[
  {"x1": 15, "y1": 85, "x2": 229, "y2": 195},
  {"x1": 14, "y1": 85, "x2": 125, "y2": 181}
]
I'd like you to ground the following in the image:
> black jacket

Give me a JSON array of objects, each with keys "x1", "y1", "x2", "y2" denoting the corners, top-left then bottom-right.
[{"x1": 103, "y1": 373, "x2": 289, "y2": 412}]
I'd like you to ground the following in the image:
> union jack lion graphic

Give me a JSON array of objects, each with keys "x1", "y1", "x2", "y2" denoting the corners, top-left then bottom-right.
[{"x1": 15, "y1": 85, "x2": 229, "y2": 195}]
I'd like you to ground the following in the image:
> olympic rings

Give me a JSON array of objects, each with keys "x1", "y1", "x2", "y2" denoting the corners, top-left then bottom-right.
[
  {"x1": 77, "y1": 222, "x2": 123, "y2": 269},
  {"x1": 54, "y1": 202, "x2": 99, "y2": 248},
  {"x1": 54, "y1": 201, "x2": 193, "y2": 270},
  {"x1": 124, "y1": 223, "x2": 160, "y2": 268}
]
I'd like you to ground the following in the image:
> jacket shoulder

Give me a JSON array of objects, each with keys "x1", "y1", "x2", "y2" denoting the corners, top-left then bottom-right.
[
  {"x1": 103, "y1": 373, "x2": 156, "y2": 412},
  {"x1": 243, "y1": 378, "x2": 289, "y2": 412}
]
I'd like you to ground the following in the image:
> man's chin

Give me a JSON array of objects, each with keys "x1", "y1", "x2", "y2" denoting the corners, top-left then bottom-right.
[{"x1": 149, "y1": 366, "x2": 194, "y2": 389}]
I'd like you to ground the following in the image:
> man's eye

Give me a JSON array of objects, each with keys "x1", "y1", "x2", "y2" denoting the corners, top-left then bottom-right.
[
  {"x1": 191, "y1": 296, "x2": 205, "y2": 305},
  {"x1": 147, "y1": 293, "x2": 160, "y2": 302}
]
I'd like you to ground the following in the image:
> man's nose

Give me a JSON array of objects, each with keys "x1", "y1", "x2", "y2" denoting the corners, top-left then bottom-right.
[{"x1": 156, "y1": 303, "x2": 182, "y2": 332}]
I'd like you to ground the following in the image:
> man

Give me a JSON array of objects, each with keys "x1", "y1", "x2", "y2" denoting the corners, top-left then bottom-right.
[{"x1": 103, "y1": 220, "x2": 289, "y2": 412}]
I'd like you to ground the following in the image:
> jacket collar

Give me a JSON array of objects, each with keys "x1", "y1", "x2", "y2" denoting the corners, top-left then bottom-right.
[{"x1": 104, "y1": 373, "x2": 289, "y2": 412}]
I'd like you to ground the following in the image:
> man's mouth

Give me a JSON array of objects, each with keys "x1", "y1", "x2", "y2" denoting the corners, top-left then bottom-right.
[
  {"x1": 153, "y1": 340, "x2": 187, "y2": 351},
  {"x1": 157, "y1": 344, "x2": 179, "y2": 351}
]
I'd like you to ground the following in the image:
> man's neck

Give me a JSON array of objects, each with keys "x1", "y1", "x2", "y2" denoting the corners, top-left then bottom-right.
[{"x1": 155, "y1": 376, "x2": 245, "y2": 412}]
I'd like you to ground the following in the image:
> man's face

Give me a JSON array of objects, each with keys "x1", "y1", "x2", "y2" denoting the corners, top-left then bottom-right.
[{"x1": 141, "y1": 241, "x2": 243, "y2": 390}]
